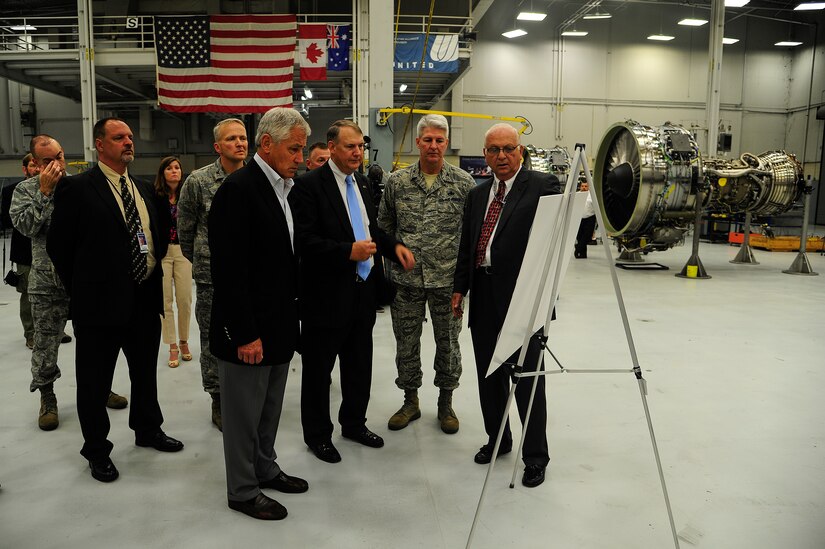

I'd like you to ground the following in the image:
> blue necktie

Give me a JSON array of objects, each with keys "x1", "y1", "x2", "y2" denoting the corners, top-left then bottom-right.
[{"x1": 346, "y1": 174, "x2": 372, "y2": 280}]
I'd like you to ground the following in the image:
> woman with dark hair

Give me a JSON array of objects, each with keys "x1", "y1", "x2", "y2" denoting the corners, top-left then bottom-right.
[{"x1": 154, "y1": 156, "x2": 193, "y2": 368}]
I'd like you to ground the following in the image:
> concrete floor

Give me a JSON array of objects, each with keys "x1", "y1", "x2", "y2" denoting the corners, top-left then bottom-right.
[{"x1": 1, "y1": 237, "x2": 823, "y2": 549}]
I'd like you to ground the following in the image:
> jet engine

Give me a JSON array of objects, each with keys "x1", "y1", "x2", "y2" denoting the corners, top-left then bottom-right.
[{"x1": 594, "y1": 120, "x2": 803, "y2": 254}]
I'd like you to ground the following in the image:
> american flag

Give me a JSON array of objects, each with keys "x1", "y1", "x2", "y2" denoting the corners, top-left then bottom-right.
[
  {"x1": 327, "y1": 24, "x2": 350, "y2": 71},
  {"x1": 154, "y1": 15, "x2": 296, "y2": 113}
]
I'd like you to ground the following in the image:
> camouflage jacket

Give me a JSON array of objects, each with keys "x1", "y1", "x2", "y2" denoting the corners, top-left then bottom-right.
[
  {"x1": 379, "y1": 161, "x2": 474, "y2": 288},
  {"x1": 177, "y1": 158, "x2": 230, "y2": 284},
  {"x1": 9, "y1": 175, "x2": 66, "y2": 295}
]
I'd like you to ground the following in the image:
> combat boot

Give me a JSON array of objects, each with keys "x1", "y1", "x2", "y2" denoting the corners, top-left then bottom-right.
[
  {"x1": 211, "y1": 393, "x2": 223, "y2": 432},
  {"x1": 388, "y1": 389, "x2": 421, "y2": 430},
  {"x1": 437, "y1": 389, "x2": 459, "y2": 434},
  {"x1": 38, "y1": 384, "x2": 59, "y2": 431}
]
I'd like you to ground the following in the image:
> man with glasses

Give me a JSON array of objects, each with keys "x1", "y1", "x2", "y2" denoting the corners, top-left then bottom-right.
[{"x1": 451, "y1": 123, "x2": 561, "y2": 488}]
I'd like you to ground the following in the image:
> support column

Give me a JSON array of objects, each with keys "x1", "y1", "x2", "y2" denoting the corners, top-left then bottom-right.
[
  {"x1": 705, "y1": 0, "x2": 725, "y2": 156},
  {"x1": 77, "y1": 0, "x2": 97, "y2": 162},
  {"x1": 356, "y1": 0, "x2": 394, "y2": 170}
]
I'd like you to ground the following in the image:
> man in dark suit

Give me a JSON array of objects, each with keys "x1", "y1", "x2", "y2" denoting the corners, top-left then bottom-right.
[
  {"x1": 47, "y1": 117, "x2": 183, "y2": 483},
  {"x1": 289, "y1": 120, "x2": 415, "y2": 463},
  {"x1": 208, "y1": 107, "x2": 309, "y2": 521},
  {"x1": 452, "y1": 123, "x2": 561, "y2": 488}
]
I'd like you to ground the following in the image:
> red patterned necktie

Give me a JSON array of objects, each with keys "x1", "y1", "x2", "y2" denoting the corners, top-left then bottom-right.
[{"x1": 475, "y1": 181, "x2": 506, "y2": 268}]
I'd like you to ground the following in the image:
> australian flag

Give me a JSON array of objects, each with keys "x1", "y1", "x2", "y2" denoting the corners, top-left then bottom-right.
[{"x1": 327, "y1": 24, "x2": 350, "y2": 71}]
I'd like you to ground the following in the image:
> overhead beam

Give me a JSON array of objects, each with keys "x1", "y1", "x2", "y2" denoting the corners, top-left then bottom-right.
[{"x1": 0, "y1": 65, "x2": 79, "y2": 99}]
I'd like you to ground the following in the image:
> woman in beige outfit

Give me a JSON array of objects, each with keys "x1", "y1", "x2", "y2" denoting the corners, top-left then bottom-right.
[{"x1": 154, "y1": 156, "x2": 193, "y2": 368}]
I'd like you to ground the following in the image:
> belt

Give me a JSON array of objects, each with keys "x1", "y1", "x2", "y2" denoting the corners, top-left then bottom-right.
[{"x1": 475, "y1": 266, "x2": 494, "y2": 275}]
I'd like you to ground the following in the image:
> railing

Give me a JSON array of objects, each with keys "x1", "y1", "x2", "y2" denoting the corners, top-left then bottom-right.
[
  {"x1": 0, "y1": 13, "x2": 473, "y2": 54},
  {"x1": 93, "y1": 16, "x2": 156, "y2": 49},
  {"x1": 0, "y1": 17, "x2": 79, "y2": 52}
]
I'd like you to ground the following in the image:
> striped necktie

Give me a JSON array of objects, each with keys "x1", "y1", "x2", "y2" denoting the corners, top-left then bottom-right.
[{"x1": 120, "y1": 176, "x2": 148, "y2": 282}]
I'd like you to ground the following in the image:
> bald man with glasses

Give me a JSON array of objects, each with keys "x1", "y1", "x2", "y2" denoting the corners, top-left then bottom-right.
[{"x1": 452, "y1": 123, "x2": 561, "y2": 488}]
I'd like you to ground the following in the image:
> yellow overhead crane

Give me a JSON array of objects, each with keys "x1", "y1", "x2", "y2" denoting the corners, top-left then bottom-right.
[
  {"x1": 377, "y1": 107, "x2": 532, "y2": 134},
  {"x1": 377, "y1": 107, "x2": 532, "y2": 170}
]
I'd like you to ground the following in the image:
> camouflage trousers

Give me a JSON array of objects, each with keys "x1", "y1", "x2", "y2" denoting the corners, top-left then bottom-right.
[
  {"x1": 29, "y1": 292, "x2": 69, "y2": 392},
  {"x1": 195, "y1": 283, "x2": 220, "y2": 394},
  {"x1": 390, "y1": 284, "x2": 462, "y2": 391}
]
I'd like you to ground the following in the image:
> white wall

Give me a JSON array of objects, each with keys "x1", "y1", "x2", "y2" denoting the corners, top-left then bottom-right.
[{"x1": 444, "y1": 3, "x2": 823, "y2": 171}]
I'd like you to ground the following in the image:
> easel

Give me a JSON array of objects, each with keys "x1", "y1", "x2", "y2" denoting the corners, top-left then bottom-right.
[{"x1": 466, "y1": 144, "x2": 681, "y2": 549}]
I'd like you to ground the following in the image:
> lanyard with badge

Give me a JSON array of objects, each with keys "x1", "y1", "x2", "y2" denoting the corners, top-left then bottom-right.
[{"x1": 108, "y1": 176, "x2": 149, "y2": 255}]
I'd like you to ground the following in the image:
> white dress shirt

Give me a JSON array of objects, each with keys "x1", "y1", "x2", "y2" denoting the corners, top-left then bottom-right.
[
  {"x1": 328, "y1": 159, "x2": 374, "y2": 271},
  {"x1": 253, "y1": 153, "x2": 295, "y2": 251}
]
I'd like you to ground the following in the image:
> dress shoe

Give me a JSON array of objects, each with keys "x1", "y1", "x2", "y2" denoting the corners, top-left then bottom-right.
[
  {"x1": 89, "y1": 457, "x2": 119, "y2": 483},
  {"x1": 135, "y1": 431, "x2": 184, "y2": 452},
  {"x1": 473, "y1": 443, "x2": 512, "y2": 465},
  {"x1": 309, "y1": 442, "x2": 341, "y2": 463},
  {"x1": 522, "y1": 464, "x2": 546, "y2": 488},
  {"x1": 342, "y1": 428, "x2": 384, "y2": 448},
  {"x1": 106, "y1": 391, "x2": 128, "y2": 409},
  {"x1": 260, "y1": 471, "x2": 309, "y2": 494},
  {"x1": 228, "y1": 493, "x2": 287, "y2": 520}
]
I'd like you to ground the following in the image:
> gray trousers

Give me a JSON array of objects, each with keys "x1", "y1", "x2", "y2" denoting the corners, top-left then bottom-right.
[{"x1": 217, "y1": 357, "x2": 289, "y2": 502}]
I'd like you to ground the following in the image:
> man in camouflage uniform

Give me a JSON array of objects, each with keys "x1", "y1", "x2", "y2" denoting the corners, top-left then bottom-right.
[
  {"x1": 378, "y1": 114, "x2": 474, "y2": 434},
  {"x1": 11, "y1": 135, "x2": 127, "y2": 431},
  {"x1": 178, "y1": 118, "x2": 248, "y2": 431}
]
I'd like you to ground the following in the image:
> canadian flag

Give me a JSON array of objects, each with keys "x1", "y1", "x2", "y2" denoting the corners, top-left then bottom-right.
[{"x1": 299, "y1": 24, "x2": 327, "y2": 81}]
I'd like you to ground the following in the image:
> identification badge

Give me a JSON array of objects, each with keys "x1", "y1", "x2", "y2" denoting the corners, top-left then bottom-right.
[{"x1": 137, "y1": 232, "x2": 149, "y2": 254}]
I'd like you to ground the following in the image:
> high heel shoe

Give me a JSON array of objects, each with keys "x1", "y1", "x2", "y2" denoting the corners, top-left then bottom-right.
[
  {"x1": 179, "y1": 341, "x2": 193, "y2": 361},
  {"x1": 168, "y1": 348, "x2": 180, "y2": 368}
]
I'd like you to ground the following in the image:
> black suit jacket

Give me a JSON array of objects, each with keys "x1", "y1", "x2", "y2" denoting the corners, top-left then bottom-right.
[
  {"x1": 289, "y1": 162, "x2": 398, "y2": 326},
  {"x1": 207, "y1": 160, "x2": 299, "y2": 366},
  {"x1": 453, "y1": 168, "x2": 561, "y2": 328},
  {"x1": 47, "y1": 165, "x2": 168, "y2": 326}
]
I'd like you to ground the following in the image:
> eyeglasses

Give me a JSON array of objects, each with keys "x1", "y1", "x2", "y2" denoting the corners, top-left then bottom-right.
[{"x1": 485, "y1": 145, "x2": 519, "y2": 156}]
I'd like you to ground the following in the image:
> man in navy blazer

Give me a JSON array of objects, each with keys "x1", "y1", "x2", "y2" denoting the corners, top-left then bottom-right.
[
  {"x1": 452, "y1": 123, "x2": 561, "y2": 488},
  {"x1": 47, "y1": 117, "x2": 183, "y2": 483},
  {"x1": 289, "y1": 120, "x2": 415, "y2": 464},
  {"x1": 208, "y1": 107, "x2": 310, "y2": 521}
]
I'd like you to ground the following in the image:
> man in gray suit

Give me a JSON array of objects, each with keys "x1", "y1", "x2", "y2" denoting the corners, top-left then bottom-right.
[{"x1": 208, "y1": 107, "x2": 309, "y2": 520}]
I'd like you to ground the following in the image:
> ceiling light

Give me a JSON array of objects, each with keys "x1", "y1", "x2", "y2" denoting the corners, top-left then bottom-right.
[
  {"x1": 303, "y1": 87, "x2": 313, "y2": 99},
  {"x1": 775, "y1": 41, "x2": 803, "y2": 46},
  {"x1": 502, "y1": 29, "x2": 528, "y2": 38},
  {"x1": 722, "y1": 37, "x2": 740, "y2": 44},
  {"x1": 10, "y1": 24, "x2": 37, "y2": 31},
  {"x1": 794, "y1": 2, "x2": 825, "y2": 9},
  {"x1": 399, "y1": 84, "x2": 407, "y2": 93},
  {"x1": 648, "y1": 34, "x2": 675, "y2": 41},
  {"x1": 725, "y1": 0, "x2": 750, "y2": 6},
  {"x1": 517, "y1": 12, "x2": 547, "y2": 21},
  {"x1": 562, "y1": 30, "x2": 589, "y2": 36},
  {"x1": 583, "y1": 12, "x2": 612, "y2": 19},
  {"x1": 679, "y1": 18, "x2": 708, "y2": 26}
]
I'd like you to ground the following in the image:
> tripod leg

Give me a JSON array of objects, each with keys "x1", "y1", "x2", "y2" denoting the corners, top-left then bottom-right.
[
  {"x1": 466, "y1": 375, "x2": 519, "y2": 549},
  {"x1": 637, "y1": 379, "x2": 681, "y2": 548}
]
